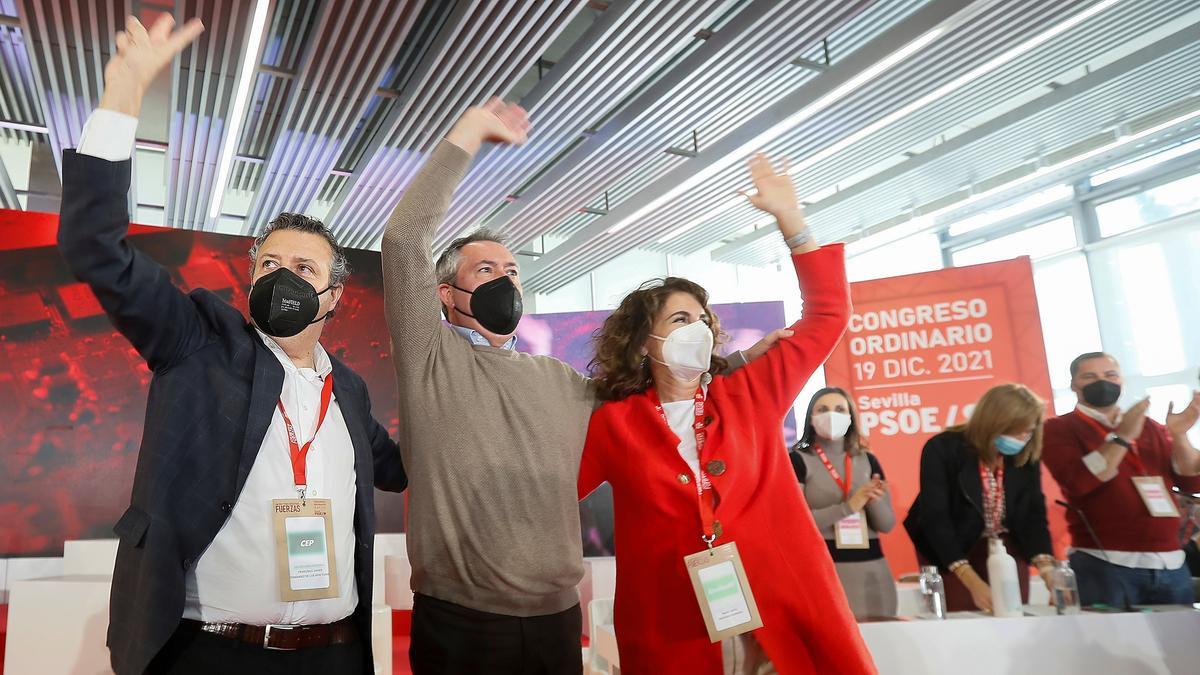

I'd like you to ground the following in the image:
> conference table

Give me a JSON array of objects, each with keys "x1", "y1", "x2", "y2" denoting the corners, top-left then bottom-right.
[{"x1": 592, "y1": 605, "x2": 1200, "y2": 674}]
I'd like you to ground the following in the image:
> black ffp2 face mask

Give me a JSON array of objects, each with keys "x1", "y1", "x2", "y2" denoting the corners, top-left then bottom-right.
[
  {"x1": 1081, "y1": 379, "x2": 1122, "y2": 408},
  {"x1": 450, "y1": 275, "x2": 523, "y2": 336},
  {"x1": 248, "y1": 267, "x2": 334, "y2": 338}
]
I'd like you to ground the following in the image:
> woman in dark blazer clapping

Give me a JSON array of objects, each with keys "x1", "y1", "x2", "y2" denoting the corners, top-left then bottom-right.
[{"x1": 904, "y1": 384, "x2": 1056, "y2": 612}]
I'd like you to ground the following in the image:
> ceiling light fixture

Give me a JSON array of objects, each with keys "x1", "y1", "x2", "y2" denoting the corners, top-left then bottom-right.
[{"x1": 207, "y1": 0, "x2": 271, "y2": 222}]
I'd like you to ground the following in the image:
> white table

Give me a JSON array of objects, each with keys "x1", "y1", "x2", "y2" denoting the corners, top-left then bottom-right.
[
  {"x1": 3, "y1": 538, "x2": 399, "y2": 675},
  {"x1": 861, "y1": 606, "x2": 1200, "y2": 675},
  {"x1": 592, "y1": 607, "x2": 1200, "y2": 674},
  {"x1": 4, "y1": 575, "x2": 114, "y2": 675}
]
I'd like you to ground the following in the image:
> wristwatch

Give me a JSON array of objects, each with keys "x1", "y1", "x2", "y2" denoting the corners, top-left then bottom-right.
[{"x1": 1105, "y1": 432, "x2": 1133, "y2": 449}]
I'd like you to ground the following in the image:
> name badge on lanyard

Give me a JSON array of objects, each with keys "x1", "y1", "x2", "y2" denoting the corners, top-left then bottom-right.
[
  {"x1": 815, "y1": 445, "x2": 869, "y2": 549},
  {"x1": 655, "y1": 386, "x2": 763, "y2": 642},
  {"x1": 272, "y1": 374, "x2": 340, "y2": 602},
  {"x1": 1132, "y1": 476, "x2": 1180, "y2": 518}
]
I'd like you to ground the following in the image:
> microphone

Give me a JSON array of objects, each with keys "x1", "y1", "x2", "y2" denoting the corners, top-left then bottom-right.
[
  {"x1": 1055, "y1": 499, "x2": 1110, "y2": 563},
  {"x1": 1056, "y1": 498, "x2": 1131, "y2": 611}
]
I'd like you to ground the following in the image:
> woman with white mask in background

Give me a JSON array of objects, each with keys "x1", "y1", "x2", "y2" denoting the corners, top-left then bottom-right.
[
  {"x1": 791, "y1": 387, "x2": 898, "y2": 619},
  {"x1": 578, "y1": 154, "x2": 875, "y2": 674}
]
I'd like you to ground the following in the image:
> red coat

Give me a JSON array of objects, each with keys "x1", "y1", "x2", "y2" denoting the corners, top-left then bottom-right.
[{"x1": 579, "y1": 244, "x2": 876, "y2": 675}]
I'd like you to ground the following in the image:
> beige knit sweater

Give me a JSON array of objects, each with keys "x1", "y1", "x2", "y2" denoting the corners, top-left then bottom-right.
[{"x1": 380, "y1": 140, "x2": 596, "y2": 616}]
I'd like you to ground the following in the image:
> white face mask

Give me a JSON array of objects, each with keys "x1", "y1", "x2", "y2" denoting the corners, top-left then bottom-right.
[
  {"x1": 812, "y1": 411, "x2": 852, "y2": 440},
  {"x1": 648, "y1": 319, "x2": 714, "y2": 383}
]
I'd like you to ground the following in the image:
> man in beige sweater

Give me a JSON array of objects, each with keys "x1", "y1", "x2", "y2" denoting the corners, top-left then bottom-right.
[{"x1": 381, "y1": 100, "x2": 775, "y2": 673}]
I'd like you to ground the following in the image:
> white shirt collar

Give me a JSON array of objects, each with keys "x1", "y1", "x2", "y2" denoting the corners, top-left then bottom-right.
[
  {"x1": 254, "y1": 328, "x2": 332, "y2": 378},
  {"x1": 450, "y1": 324, "x2": 517, "y2": 351},
  {"x1": 1076, "y1": 403, "x2": 1122, "y2": 428}
]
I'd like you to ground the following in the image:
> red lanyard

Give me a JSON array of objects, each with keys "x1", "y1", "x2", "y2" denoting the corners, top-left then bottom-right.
[
  {"x1": 277, "y1": 374, "x2": 335, "y2": 494},
  {"x1": 813, "y1": 444, "x2": 854, "y2": 499},
  {"x1": 979, "y1": 460, "x2": 1005, "y2": 537},
  {"x1": 1074, "y1": 409, "x2": 1147, "y2": 475},
  {"x1": 653, "y1": 386, "x2": 718, "y2": 544}
]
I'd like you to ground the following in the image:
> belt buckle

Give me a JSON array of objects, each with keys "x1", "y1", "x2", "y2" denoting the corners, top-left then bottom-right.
[{"x1": 262, "y1": 624, "x2": 296, "y2": 650}]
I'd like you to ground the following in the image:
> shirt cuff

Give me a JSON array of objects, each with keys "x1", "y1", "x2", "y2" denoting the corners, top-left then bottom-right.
[
  {"x1": 77, "y1": 109, "x2": 138, "y2": 161},
  {"x1": 1082, "y1": 450, "x2": 1110, "y2": 479}
]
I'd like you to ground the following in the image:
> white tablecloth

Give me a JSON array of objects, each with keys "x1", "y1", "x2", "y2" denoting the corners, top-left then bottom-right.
[
  {"x1": 861, "y1": 606, "x2": 1200, "y2": 675},
  {"x1": 592, "y1": 607, "x2": 1200, "y2": 674}
]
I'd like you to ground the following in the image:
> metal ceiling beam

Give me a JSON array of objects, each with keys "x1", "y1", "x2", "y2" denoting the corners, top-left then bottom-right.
[
  {"x1": 521, "y1": 0, "x2": 979, "y2": 292},
  {"x1": 711, "y1": 17, "x2": 1200, "y2": 261},
  {"x1": 332, "y1": 0, "x2": 586, "y2": 250},
  {"x1": 240, "y1": 0, "x2": 427, "y2": 232},
  {"x1": 166, "y1": 0, "x2": 258, "y2": 230},
  {"x1": 320, "y1": 0, "x2": 479, "y2": 227},
  {"x1": 472, "y1": 0, "x2": 795, "y2": 243},
  {"x1": 426, "y1": 0, "x2": 728, "y2": 252}
]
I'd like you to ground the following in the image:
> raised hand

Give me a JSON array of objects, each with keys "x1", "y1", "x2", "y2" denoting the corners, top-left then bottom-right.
[
  {"x1": 741, "y1": 153, "x2": 800, "y2": 217},
  {"x1": 1116, "y1": 397, "x2": 1151, "y2": 442},
  {"x1": 100, "y1": 14, "x2": 204, "y2": 116},
  {"x1": 848, "y1": 475, "x2": 886, "y2": 512},
  {"x1": 445, "y1": 97, "x2": 531, "y2": 155},
  {"x1": 1166, "y1": 391, "x2": 1200, "y2": 439},
  {"x1": 743, "y1": 328, "x2": 794, "y2": 362},
  {"x1": 740, "y1": 152, "x2": 815, "y2": 253}
]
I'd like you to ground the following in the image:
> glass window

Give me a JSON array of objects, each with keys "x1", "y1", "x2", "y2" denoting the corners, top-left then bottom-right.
[
  {"x1": 1095, "y1": 172, "x2": 1200, "y2": 237},
  {"x1": 1087, "y1": 220, "x2": 1200, "y2": 393},
  {"x1": 1032, "y1": 253, "x2": 1102, "y2": 395},
  {"x1": 1113, "y1": 243, "x2": 1186, "y2": 377},
  {"x1": 951, "y1": 216, "x2": 1076, "y2": 267}
]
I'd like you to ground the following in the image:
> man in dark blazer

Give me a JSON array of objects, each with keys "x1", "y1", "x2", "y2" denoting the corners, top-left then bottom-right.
[{"x1": 56, "y1": 15, "x2": 406, "y2": 674}]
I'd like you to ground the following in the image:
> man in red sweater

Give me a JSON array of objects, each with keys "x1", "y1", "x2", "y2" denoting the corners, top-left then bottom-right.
[{"x1": 1042, "y1": 352, "x2": 1200, "y2": 607}]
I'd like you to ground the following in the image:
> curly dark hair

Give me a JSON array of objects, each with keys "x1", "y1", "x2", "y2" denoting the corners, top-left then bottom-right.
[
  {"x1": 589, "y1": 277, "x2": 728, "y2": 402},
  {"x1": 248, "y1": 213, "x2": 350, "y2": 286}
]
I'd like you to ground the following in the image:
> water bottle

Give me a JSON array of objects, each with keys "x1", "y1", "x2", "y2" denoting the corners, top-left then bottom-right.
[
  {"x1": 1052, "y1": 560, "x2": 1082, "y2": 615},
  {"x1": 986, "y1": 538, "x2": 1023, "y2": 617},
  {"x1": 918, "y1": 566, "x2": 946, "y2": 619}
]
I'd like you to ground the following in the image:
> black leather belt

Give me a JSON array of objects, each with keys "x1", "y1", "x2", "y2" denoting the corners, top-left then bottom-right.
[{"x1": 180, "y1": 617, "x2": 357, "y2": 650}]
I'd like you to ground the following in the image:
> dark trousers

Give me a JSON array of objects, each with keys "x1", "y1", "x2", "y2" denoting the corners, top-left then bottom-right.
[
  {"x1": 1070, "y1": 550, "x2": 1195, "y2": 607},
  {"x1": 146, "y1": 621, "x2": 364, "y2": 675},
  {"x1": 410, "y1": 593, "x2": 582, "y2": 675}
]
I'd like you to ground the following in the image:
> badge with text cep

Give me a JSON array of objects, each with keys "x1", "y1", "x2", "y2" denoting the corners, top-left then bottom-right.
[
  {"x1": 1131, "y1": 476, "x2": 1181, "y2": 518},
  {"x1": 684, "y1": 542, "x2": 763, "y2": 642},
  {"x1": 272, "y1": 498, "x2": 339, "y2": 601}
]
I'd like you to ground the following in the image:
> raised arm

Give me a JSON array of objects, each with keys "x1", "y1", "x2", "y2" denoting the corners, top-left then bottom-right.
[
  {"x1": 1165, "y1": 392, "x2": 1200, "y2": 489},
  {"x1": 724, "y1": 154, "x2": 849, "y2": 418},
  {"x1": 380, "y1": 99, "x2": 529, "y2": 369},
  {"x1": 58, "y1": 15, "x2": 209, "y2": 372}
]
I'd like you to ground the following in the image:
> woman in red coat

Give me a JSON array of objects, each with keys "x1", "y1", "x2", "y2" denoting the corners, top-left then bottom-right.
[{"x1": 579, "y1": 154, "x2": 876, "y2": 674}]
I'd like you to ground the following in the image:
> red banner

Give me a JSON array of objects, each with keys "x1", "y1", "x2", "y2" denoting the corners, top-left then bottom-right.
[{"x1": 823, "y1": 257, "x2": 1064, "y2": 578}]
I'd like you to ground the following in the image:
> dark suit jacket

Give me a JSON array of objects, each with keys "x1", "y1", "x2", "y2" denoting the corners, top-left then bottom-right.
[
  {"x1": 904, "y1": 430, "x2": 1052, "y2": 569},
  {"x1": 57, "y1": 149, "x2": 407, "y2": 675}
]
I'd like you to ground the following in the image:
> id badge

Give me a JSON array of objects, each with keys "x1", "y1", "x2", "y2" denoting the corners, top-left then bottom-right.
[
  {"x1": 1131, "y1": 477, "x2": 1180, "y2": 518},
  {"x1": 683, "y1": 542, "x2": 763, "y2": 643},
  {"x1": 272, "y1": 498, "x2": 339, "y2": 601},
  {"x1": 835, "y1": 511, "x2": 870, "y2": 549}
]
